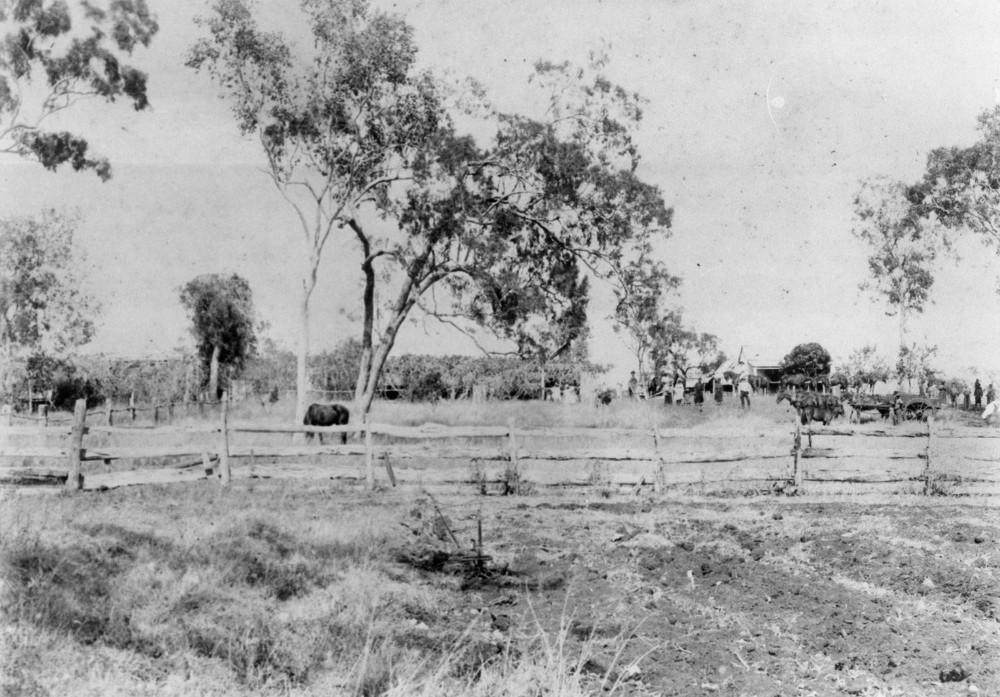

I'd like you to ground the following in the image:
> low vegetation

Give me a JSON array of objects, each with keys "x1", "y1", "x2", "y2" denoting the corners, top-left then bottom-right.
[{"x1": 1, "y1": 484, "x2": 625, "y2": 696}]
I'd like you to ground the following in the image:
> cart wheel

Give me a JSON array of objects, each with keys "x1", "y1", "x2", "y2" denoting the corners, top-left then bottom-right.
[{"x1": 905, "y1": 402, "x2": 932, "y2": 421}]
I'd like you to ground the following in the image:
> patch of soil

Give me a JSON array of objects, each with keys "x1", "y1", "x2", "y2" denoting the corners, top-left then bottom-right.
[{"x1": 398, "y1": 497, "x2": 1000, "y2": 695}]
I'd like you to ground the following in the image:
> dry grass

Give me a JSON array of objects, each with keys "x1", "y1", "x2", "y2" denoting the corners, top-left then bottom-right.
[{"x1": 0, "y1": 482, "x2": 641, "y2": 697}]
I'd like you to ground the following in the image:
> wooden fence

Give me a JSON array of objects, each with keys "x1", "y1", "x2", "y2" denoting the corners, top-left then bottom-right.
[
  {"x1": 2, "y1": 397, "x2": 226, "y2": 428},
  {"x1": 1, "y1": 398, "x2": 998, "y2": 494}
]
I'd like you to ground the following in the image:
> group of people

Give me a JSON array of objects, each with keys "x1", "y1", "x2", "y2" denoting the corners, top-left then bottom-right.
[
  {"x1": 626, "y1": 371, "x2": 754, "y2": 410},
  {"x1": 936, "y1": 379, "x2": 995, "y2": 410}
]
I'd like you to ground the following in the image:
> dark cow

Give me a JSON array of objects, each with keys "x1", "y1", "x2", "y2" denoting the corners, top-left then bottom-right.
[{"x1": 304, "y1": 403, "x2": 350, "y2": 444}]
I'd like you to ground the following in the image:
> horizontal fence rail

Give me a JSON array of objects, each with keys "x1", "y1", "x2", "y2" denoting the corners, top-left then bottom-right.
[{"x1": 2, "y1": 398, "x2": 999, "y2": 493}]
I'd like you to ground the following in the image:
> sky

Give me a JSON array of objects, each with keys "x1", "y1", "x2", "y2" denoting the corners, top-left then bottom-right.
[{"x1": 3, "y1": 0, "x2": 1000, "y2": 383}]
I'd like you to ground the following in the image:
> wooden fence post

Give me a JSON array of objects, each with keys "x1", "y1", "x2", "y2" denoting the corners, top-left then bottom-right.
[
  {"x1": 153, "y1": 404, "x2": 159, "y2": 427},
  {"x1": 129, "y1": 392, "x2": 136, "y2": 422},
  {"x1": 40, "y1": 404, "x2": 48, "y2": 427},
  {"x1": 923, "y1": 415, "x2": 933, "y2": 495},
  {"x1": 218, "y1": 393, "x2": 231, "y2": 486},
  {"x1": 364, "y1": 416, "x2": 375, "y2": 490},
  {"x1": 792, "y1": 422, "x2": 802, "y2": 488},
  {"x1": 507, "y1": 419, "x2": 518, "y2": 468},
  {"x1": 106, "y1": 405, "x2": 113, "y2": 427},
  {"x1": 650, "y1": 425, "x2": 664, "y2": 493},
  {"x1": 66, "y1": 398, "x2": 87, "y2": 491}
]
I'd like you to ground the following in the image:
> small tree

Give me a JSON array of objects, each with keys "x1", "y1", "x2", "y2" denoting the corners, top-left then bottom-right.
[
  {"x1": 643, "y1": 311, "x2": 723, "y2": 386},
  {"x1": 896, "y1": 343, "x2": 936, "y2": 395},
  {"x1": 0, "y1": 209, "x2": 99, "y2": 401},
  {"x1": 0, "y1": 0, "x2": 158, "y2": 179},
  {"x1": 843, "y1": 344, "x2": 890, "y2": 394},
  {"x1": 179, "y1": 273, "x2": 258, "y2": 400},
  {"x1": 612, "y1": 260, "x2": 680, "y2": 386},
  {"x1": 853, "y1": 177, "x2": 937, "y2": 347},
  {"x1": 781, "y1": 342, "x2": 831, "y2": 380}
]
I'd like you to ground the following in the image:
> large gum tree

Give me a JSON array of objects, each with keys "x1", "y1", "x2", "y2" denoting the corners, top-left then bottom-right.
[
  {"x1": 190, "y1": 0, "x2": 674, "y2": 423},
  {"x1": 188, "y1": 0, "x2": 443, "y2": 423}
]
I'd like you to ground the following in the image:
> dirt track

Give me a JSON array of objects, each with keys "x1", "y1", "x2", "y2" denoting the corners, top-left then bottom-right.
[{"x1": 401, "y1": 494, "x2": 1000, "y2": 695}]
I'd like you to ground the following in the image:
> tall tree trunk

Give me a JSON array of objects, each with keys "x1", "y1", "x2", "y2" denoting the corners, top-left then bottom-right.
[
  {"x1": 295, "y1": 255, "x2": 319, "y2": 425},
  {"x1": 208, "y1": 344, "x2": 221, "y2": 400},
  {"x1": 352, "y1": 221, "x2": 375, "y2": 410},
  {"x1": 354, "y1": 253, "x2": 376, "y2": 408}
]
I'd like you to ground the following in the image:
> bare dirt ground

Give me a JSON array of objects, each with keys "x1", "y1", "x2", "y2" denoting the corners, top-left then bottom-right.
[{"x1": 401, "y1": 491, "x2": 1000, "y2": 696}]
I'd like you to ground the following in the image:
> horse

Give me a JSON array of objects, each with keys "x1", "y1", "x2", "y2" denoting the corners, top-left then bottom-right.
[
  {"x1": 778, "y1": 390, "x2": 843, "y2": 425},
  {"x1": 304, "y1": 403, "x2": 350, "y2": 444}
]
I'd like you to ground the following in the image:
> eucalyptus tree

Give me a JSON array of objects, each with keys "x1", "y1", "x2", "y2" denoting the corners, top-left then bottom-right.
[
  {"x1": 853, "y1": 177, "x2": 937, "y2": 348},
  {"x1": 190, "y1": 1, "x2": 674, "y2": 420},
  {"x1": 612, "y1": 260, "x2": 680, "y2": 385},
  {"x1": 188, "y1": 0, "x2": 444, "y2": 421},
  {"x1": 908, "y1": 106, "x2": 1000, "y2": 252},
  {"x1": 179, "y1": 273, "x2": 258, "y2": 400},
  {"x1": 0, "y1": 0, "x2": 158, "y2": 179},
  {"x1": 0, "y1": 209, "x2": 99, "y2": 399}
]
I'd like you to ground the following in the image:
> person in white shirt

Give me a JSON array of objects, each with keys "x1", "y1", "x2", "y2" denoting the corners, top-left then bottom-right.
[{"x1": 738, "y1": 375, "x2": 752, "y2": 409}]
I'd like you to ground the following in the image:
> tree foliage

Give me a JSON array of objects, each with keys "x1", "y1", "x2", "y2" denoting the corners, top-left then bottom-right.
[
  {"x1": 179, "y1": 273, "x2": 258, "y2": 398},
  {"x1": 0, "y1": 209, "x2": 99, "y2": 400},
  {"x1": 780, "y1": 342, "x2": 831, "y2": 379},
  {"x1": 842, "y1": 344, "x2": 890, "y2": 394},
  {"x1": 908, "y1": 106, "x2": 1000, "y2": 253},
  {"x1": 639, "y1": 309, "x2": 724, "y2": 384},
  {"x1": 188, "y1": 0, "x2": 445, "y2": 421},
  {"x1": 895, "y1": 343, "x2": 936, "y2": 395},
  {"x1": 190, "y1": 1, "x2": 675, "y2": 422},
  {"x1": 0, "y1": 0, "x2": 158, "y2": 179},
  {"x1": 853, "y1": 177, "x2": 937, "y2": 345},
  {"x1": 611, "y1": 260, "x2": 680, "y2": 382}
]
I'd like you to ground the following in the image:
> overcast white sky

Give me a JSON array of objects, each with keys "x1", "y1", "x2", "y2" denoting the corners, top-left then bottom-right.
[{"x1": 3, "y1": 0, "x2": 1000, "y2": 382}]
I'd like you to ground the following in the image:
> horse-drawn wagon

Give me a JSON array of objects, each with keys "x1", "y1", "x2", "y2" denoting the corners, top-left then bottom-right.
[{"x1": 845, "y1": 392, "x2": 938, "y2": 422}]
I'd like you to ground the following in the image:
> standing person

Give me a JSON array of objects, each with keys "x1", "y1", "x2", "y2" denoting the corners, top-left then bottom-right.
[
  {"x1": 891, "y1": 391, "x2": 903, "y2": 426},
  {"x1": 673, "y1": 380, "x2": 685, "y2": 406},
  {"x1": 738, "y1": 374, "x2": 752, "y2": 409},
  {"x1": 974, "y1": 379, "x2": 983, "y2": 407},
  {"x1": 627, "y1": 371, "x2": 639, "y2": 399},
  {"x1": 964, "y1": 387, "x2": 972, "y2": 410},
  {"x1": 713, "y1": 381, "x2": 724, "y2": 406},
  {"x1": 693, "y1": 378, "x2": 704, "y2": 411}
]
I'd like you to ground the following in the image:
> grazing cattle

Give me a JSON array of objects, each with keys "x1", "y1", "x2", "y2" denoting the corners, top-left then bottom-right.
[
  {"x1": 982, "y1": 401, "x2": 1000, "y2": 424},
  {"x1": 304, "y1": 403, "x2": 350, "y2": 444}
]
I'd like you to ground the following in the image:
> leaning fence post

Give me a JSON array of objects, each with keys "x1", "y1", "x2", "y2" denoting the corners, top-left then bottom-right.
[
  {"x1": 364, "y1": 416, "x2": 375, "y2": 490},
  {"x1": 218, "y1": 393, "x2": 231, "y2": 486},
  {"x1": 66, "y1": 398, "x2": 87, "y2": 491}
]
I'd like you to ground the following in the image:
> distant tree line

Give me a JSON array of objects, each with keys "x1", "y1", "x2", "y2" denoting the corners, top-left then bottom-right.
[{"x1": 13, "y1": 336, "x2": 606, "y2": 411}]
